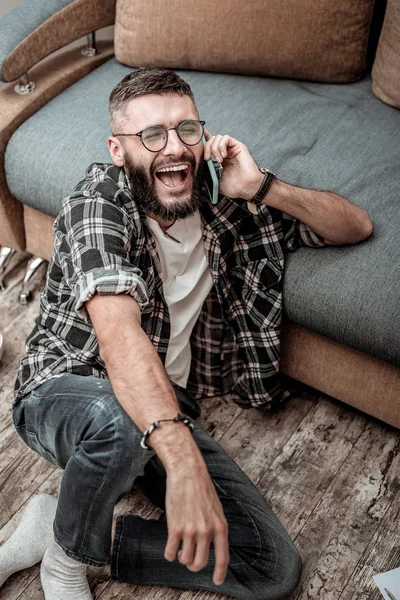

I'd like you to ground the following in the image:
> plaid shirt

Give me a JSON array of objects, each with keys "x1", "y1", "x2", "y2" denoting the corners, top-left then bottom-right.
[{"x1": 14, "y1": 163, "x2": 327, "y2": 409}]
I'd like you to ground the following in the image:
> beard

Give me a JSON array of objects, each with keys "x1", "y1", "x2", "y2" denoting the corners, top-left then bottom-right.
[{"x1": 123, "y1": 152, "x2": 207, "y2": 222}]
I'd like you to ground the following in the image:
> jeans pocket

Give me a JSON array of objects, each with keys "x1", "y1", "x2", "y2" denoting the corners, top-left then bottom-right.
[{"x1": 24, "y1": 428, "x2": 58, "y2": 467}]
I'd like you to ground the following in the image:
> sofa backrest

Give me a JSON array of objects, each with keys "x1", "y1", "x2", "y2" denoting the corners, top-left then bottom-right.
[
  {"x1": 372, "y1": 0, "x2": 400, "y2": 109},
  {"x1": 114, "y1": 0, "x2": 376, "y2": 83}
]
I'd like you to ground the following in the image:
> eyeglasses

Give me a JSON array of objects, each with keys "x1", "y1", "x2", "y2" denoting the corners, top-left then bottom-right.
[{"x1": 112, "y1": 120, "x2": 206, "y2": 152}]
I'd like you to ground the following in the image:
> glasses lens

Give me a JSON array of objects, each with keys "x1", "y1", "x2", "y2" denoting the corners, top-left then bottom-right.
[
  {"x1": 177, "y1": 121, "x2": 203, "y2": 146},
  {"x1": 141, "y1": 126, "x2": 168, "y2": 151}
]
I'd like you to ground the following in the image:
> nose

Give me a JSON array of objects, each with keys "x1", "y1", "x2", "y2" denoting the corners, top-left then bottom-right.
[{"x1": 162, "y1": 128, "x2": 187, "y2": 157}]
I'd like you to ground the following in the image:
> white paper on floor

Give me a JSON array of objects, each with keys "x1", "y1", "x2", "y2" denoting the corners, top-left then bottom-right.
[{"x1": 373, "y1": 567, "x2": 400, "y2": 599}]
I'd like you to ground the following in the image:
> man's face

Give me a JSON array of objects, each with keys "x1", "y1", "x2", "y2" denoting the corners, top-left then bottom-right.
[{"x1": 109, "y1": 93, "x2": 207, "y2": 222}]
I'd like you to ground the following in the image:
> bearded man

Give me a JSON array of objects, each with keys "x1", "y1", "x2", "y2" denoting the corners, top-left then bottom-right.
[{"x1": 5, "y1": 67, "x2": 372, "y2": 600}]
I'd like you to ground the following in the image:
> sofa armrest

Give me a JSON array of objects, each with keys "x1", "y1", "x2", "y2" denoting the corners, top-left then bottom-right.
[
  {"x1": 0, "y1": 40, "x2": 113, "y2": 250},
  {"x1": 0, "y1": 0, "x2": 116, "y2": 82}
]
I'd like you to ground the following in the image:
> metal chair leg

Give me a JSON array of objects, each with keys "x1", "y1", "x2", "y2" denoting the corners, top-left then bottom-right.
[
  {"x1": 0, "y1": 247, "x2": 17, "y2": 291},
  {"x1": 19, "y1": 256, "x2": 45, "y2": 304}
]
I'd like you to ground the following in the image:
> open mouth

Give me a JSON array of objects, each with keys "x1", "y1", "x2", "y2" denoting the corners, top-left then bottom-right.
[{"x1": 155, "y1": 164, "x2": 191, "y2": 189}]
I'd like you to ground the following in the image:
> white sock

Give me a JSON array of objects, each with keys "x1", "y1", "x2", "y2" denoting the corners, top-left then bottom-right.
[
  {"x1": 40, "y1": 538, "x2": 92, "y2": 599},
  {"x1": 0, "y1": 493, "x2": 57, "y2": 587}
]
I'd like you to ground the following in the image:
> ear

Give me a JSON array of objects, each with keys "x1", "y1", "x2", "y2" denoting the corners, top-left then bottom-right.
[{"x1": 108, "y1": 136, "x2": 125, "y2": 167}]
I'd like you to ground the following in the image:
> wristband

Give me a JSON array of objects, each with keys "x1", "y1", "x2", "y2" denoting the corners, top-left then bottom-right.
[
  {"x1": 248, "y1": 167, "x2": 277, "y2": 207},
  {"x1": 140, "y1": 413, "x2": 194, "y2": 450}
]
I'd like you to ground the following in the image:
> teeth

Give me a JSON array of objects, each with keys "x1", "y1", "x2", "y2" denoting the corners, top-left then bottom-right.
[{"x1": 157, "y1": 165, "x2": 189, "y2": 173}]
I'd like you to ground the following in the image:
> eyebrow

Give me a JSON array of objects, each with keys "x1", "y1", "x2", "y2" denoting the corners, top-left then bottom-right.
[{"x1": 140, "y1": 119, "x2": 194, "y2": 130}]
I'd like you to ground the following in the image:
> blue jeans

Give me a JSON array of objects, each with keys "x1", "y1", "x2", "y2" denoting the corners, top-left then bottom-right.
[{"x1": 12, "y1": 373, "x2": 301, "y2": 600}]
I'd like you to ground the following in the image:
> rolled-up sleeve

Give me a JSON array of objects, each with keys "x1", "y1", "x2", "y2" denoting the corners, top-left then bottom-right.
[
  {"x1": 54, "y1": 193, "x2": 150, "y2": 322},
  {"x1": 281, "y1": 211, "x2": 327, "y2": 252}
]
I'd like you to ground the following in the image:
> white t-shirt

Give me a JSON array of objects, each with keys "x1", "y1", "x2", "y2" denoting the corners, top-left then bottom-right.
[{"x1": 145, "y1": 210, "x2": 214, "y2": 388}]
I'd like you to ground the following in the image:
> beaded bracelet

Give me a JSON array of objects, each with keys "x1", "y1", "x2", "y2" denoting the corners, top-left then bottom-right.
[{"x1": 140, "y1": 413, "x2": 195, "y2": 450}]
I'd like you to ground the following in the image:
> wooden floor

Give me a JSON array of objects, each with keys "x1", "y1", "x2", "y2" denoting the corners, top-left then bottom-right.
[{"x1": 1, "y1": 251, "x2": 399, "y2": 600}]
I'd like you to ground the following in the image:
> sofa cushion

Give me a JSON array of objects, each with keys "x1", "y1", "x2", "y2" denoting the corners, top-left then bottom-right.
[
  {"x1": 372, "y1": 0, "x2": 400, "y2": 108},
  {"x1": 5, "y1": 59, "x2": 400, "y2": 366},
  {"x1": 114, "y1": 0, "x2": 375, "y2": 83}
]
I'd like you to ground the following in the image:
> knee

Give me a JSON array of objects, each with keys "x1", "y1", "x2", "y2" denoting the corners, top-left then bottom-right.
[
  {"x1": 271, "y1": 540, "x2": 302, "y2": 599},
  {"x1": 82, "y1": 396, "x2": 140, "y2": 465},
  {"x1": 229, "y1": 501, "x2": 302, "y2": 600},
  {"x1": 250, "y1": 538, "x2": 302, "y2": 600}
]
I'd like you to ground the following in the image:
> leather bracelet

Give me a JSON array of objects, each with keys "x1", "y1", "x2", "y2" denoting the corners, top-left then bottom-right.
[
  {"x1": 248, "y1": 167, "x2": 277, "y2": 206},
  {"x1": 140, "y1": 413, "x2": 194, "y2": 450}
]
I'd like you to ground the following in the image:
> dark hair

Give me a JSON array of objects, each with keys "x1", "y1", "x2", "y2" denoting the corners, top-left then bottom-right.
[{"x1": 109, "y1": 67, "x2": 198, "y2": 133}]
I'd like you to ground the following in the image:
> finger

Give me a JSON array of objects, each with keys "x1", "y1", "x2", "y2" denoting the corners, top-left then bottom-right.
[
  {"x1": 215, "y1": 135, "x2": 230, "y2": 161},
  {"x1": 186, "y1": 533, "x2": 211, "y2": 572},
  {"x1": 213, "y1": 528, "x2": 230, "y2": 586},
  {"x1": 178, "y1": 534, "x2": 196, "y2": 566},
  {"x1": 203, "y1": 127, "x2": 214, "y2": 161},
  {"x1": 216, "y1": 135, "x2": 231, "y2": 162},
  {"x1": 164, "y1": 532, "x2": 182, "y2": 562},
  {"x1": 203, "y1": 127, "x2": 213, "y2": 141},
  {"x1": 218, "y1": 135, "x2": 231, "y2": 158},
  {"x1": 210, "y1": 135, "x2": 225, "y2": 163},
  {"x1": 203, "y1": 135, "x2": 215, "y2": 161}
]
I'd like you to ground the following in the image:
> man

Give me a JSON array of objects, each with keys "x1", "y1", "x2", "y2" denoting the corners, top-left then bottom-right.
[{"x1": 6, "y1": 67, "x2": 372, "y2": 599}]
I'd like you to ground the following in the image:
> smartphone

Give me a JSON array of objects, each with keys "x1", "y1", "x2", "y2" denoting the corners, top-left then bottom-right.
[{"x1": 202, "y1": 135, "x2": 222, "y2": 205}]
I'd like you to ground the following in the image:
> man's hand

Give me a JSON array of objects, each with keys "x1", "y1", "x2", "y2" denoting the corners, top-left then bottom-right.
[
  {"x1": 203, "y1": 127, "x2": 373, "y2": 244},
  {"x1": 164, "y1": 457, "x2": 230, "y2": 586},
  {"x1": 203, "y1": 127, "x2": 262, "y2": 200}
]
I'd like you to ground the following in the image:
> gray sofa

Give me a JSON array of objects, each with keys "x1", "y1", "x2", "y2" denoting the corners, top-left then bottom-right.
[{"x1": 0, "y1": 0, "x2": 399, "y2": 426}]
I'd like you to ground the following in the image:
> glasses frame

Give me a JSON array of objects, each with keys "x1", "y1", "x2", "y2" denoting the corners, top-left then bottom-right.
[{"x1": 112, "y1": 120, "x2": 206, "y2": 152}]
